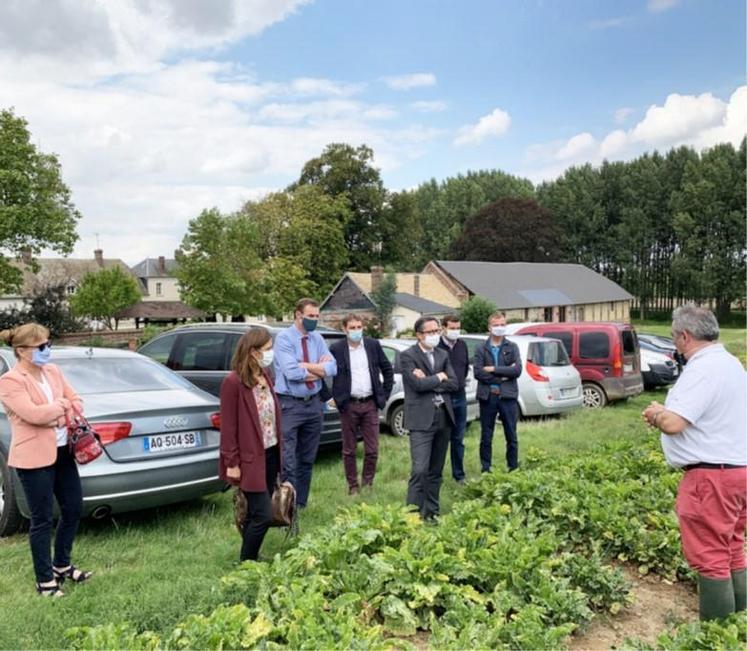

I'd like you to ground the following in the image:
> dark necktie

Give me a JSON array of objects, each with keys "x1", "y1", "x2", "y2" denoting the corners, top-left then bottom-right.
[{"x1": 301, "y1": 336, "x2": 315, "y2": 390}]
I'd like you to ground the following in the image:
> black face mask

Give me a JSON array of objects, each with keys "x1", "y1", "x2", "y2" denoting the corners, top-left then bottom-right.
[{"x1": 673, "y1": 351, "x2": 687, "y2": 367}]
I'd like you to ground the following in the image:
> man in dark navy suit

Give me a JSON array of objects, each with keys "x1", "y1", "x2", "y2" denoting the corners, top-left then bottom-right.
[{"x1": 329, "y1": 314, "x2": 394, "y2": 494}]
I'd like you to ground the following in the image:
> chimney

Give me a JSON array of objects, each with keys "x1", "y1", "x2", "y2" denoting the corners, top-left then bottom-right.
[
  {"x1": 413, "y1": 274, "x2": 420, "y2": 297},
  {"x1": 158, "y1": 256, "x2": 166, "y2": 274},
  {"x1": 371, "y1": 266, "x2": 384, "y2": 293},
  {"x1": 94, "y1": 249, "x2": 104, "y2": 267}
]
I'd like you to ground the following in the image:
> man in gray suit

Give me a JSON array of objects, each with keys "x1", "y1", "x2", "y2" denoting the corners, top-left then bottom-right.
[{"x1": 400, "y1": 316, "x2": 459, "y2": 520}]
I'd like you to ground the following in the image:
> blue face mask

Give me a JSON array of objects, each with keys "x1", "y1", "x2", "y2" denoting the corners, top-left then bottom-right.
[
  {"x1": 32, "y1": 347, "x2": 51, "y2": 366},
  {"x1": 347, "y1": 330, "x2": 363, "y2": 343},
  {"x1": 302, "y1": 317, "x2": 318, "y2": 332}
]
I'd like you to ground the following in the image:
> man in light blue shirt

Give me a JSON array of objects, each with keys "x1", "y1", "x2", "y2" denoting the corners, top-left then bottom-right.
[{"x1": 274, "y1": 298, "x2": 337, "y2": 507}]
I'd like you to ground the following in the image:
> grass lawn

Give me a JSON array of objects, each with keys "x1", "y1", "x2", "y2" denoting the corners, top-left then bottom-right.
[{"x1": 0, "y1": 326, "x2": 743, "y2": 649}]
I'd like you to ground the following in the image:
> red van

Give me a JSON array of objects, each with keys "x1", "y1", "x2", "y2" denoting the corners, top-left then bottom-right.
[{"x1": 504, "y1": 322, "x2": 644, "y2": 408}]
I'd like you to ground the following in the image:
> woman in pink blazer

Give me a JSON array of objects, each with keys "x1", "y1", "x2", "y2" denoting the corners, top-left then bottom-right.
[
  {"x1": 219, "y1": 327, "x2": 282, "y2": 562},
  {"x1": 0, "y1": 323, "x2": 91, "y2": 597}
]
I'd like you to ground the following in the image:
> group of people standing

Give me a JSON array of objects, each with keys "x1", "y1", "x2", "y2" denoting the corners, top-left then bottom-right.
[
  {"x1": 219, "y1": 299, "x2": 524, "y2": 558},
  {"x1": 3, "y1": 301, "x2": 741, "y2": 627}
]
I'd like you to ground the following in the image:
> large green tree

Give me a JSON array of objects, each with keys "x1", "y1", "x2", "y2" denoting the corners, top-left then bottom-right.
[
  {"x1": 175, "y1": 208, "x2": 265, "y2": 319},
  {"x1": 293, "y1": 143, "x2": 386, "y2": 270},
  {"x1": 70, "y1": 267, "x2": 141, "y2": 330},
  {"x1": 243, "y1": 185, "x2": 350, "y2": 299},
  {"x1": 0, "y1": 109, "x2": 80, "y2": 292}
]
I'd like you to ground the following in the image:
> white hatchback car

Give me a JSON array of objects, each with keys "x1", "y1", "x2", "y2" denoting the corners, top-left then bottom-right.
[{"x1": 461, "y1": 334, "x2": 584, "y2": 417}]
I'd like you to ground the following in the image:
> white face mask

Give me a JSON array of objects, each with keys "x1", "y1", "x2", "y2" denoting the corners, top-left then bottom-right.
[
  {"x1": 259, "y1": 349, "x2": 274, "y2": 368},
  {"x1": 445, "y1": 329, "x2": 460, "y2": 341},
  {"x1": 424, "y1": 334, "x2": 441, "y2": 349},
  {"x1": 491, "y1": 326, "x2": 507, "y2": 337}
]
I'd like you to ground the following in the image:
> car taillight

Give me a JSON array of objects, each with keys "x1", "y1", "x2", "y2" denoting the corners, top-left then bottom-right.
[
  {"x1": 526, "y1": 361, "x2": 549, "y2": 382},
  {"x1": 93, "y1": 422, "x2": 132, "y2": 446},
  {"x1": 210, "y1": 413, "x2": 221, "y2": 430},
  {"x1": 611, "y1": 339, "x2": 623, "y2": 376}
]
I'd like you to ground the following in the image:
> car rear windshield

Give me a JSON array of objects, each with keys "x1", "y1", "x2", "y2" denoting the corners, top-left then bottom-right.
[
  {"x1": 622, "y1": 330, "x2": 637, "y2": 355},
  {"x1": 528, "y1": 341, "x2": 571, "y2": 367},
  {"x1": 54, "y1": 358, "x2": 194, "y2": 394}
]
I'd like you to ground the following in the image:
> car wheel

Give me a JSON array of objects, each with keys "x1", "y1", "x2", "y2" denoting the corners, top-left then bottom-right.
[
  {"x1": 582, "y1": 383, "x2": 607, "y2": 409},
  {"x1": 388, "y1": 404, "x2": 408, "y2": 437},
  {"x1": 0, "y1": 450, "x2": 24, "y2": 537}
]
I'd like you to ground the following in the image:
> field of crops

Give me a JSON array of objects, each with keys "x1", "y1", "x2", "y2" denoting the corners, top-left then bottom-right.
[{"x1": 66, "y1": 436, "x2": 746, "y2": 650}]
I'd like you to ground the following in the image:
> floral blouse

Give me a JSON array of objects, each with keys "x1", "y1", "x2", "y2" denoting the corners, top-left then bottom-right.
[{"x1": 253, "y1": 382, "x2": 278, "y2": 449}]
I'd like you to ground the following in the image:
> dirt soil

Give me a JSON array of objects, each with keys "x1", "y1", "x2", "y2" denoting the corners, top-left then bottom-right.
[{"x1": 570, "y1": 566, "x2": 698, "y2": 650}]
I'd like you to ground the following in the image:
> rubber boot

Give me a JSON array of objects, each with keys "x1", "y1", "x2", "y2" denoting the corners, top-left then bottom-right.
[
  {"x1": 698, "y1": 574, "x2": 735, "y2": 621},
  {"x1": 732, "y1": 569, "x2": 747, "y2": 612}
]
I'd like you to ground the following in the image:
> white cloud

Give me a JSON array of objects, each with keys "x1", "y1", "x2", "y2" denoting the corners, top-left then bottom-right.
[
  {"x1": 0, "y1": 5, "x2": 445, "y2": 266},
  {"x1": 588, "y1": 16, "x2": 631, "y2": 30},
  {"x1": 453, "y1": 108, "x2": 511, "y2": 147},
  {"x1": 0, "y1": 0, "x2": 311, "y2": 78},
  {"x1": 647, "y1": 0, "x2": 681, "y2": 13},
  {"x1": 614, "y1": 107, "x2": 635, "y2": 124},
  {"x1": 382, "y1": 73, "x2": 437, "y2": 90},
  {"x1": 555, "y1": 132, "x2": 596, "y2": 160},
  {"x1": 522, "y1": 86, "x2": 746, "y2": 182},
  {"x1": 411, "y1": 100, "x2": 447, "y2": 113}
]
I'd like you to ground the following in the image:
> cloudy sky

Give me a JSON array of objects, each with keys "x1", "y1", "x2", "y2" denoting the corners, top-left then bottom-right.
[{"x1": 1, "y1": 0, "x2": 744, "y2": 266}]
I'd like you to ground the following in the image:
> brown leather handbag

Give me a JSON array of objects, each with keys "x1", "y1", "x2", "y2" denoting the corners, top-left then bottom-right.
[
  {"x1": 232, "y1": 479, "x2": 297, "y2": 534},
  {"x1": 269, "y1": 480, "x2": 296, "y2": 528}
]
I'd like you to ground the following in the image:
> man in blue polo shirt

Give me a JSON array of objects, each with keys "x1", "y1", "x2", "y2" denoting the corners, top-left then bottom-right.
[{"x1": 274, "y1": 298, "x2": 337, "y2": 508}]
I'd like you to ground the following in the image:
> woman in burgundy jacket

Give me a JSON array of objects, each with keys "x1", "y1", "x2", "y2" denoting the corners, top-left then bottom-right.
[{"x1": 219, "y1": 328, "x2": 282, "y2": 561}]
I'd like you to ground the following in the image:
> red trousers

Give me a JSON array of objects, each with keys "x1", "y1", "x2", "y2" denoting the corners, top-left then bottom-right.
[{"x1": 676, "y1": 467, "x2": 747, "y2": 579}]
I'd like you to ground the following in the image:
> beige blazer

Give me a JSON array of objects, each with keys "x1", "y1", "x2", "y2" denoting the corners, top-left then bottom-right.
[{"x1": 0, "y1": 363, "x2": 83, "y2": 469}]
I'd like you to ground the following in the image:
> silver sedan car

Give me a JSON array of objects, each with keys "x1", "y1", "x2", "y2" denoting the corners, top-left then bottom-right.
[{"x1": 0, "y1": 347, "x2": 224, "y2": 537}]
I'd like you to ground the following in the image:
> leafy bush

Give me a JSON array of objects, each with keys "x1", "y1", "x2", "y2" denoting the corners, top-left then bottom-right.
[
  {"x1": 459, "y1": 295, "x2": 497, "y2": 334},
  {"x1": 68, "y1": 438, "x2": 693, "y2": 650},
  {"x1": 624, "y1": 611, "x2": 747, "y2": 650}
]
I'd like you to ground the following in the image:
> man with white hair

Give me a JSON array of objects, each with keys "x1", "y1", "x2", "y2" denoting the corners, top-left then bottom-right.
[{"x1": 643, "y1": 304, "x2": 746, "y2": 621}]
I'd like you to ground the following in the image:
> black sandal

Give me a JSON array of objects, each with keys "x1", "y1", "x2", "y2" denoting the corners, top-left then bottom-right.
[
  {"x1": 53, "y1": 565, "x2": 93, "y2": 584},
  {"x1": 36, "y1": 581, "x2": 64, "y2": 598}
]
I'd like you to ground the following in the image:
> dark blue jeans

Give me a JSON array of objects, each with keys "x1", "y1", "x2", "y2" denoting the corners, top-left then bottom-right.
[
  {"x1": 16, "y1": 445, "x2": 83, "y2": 583},
  {"x1": 479, "y1": 394, "x2": 519, "y2": 472},
  {"x1": 279, "y1": 395, "x2": 323, "y2": 508},
  {"x1": 449, "y1": 391, "x2": 468, "y2": 481}
]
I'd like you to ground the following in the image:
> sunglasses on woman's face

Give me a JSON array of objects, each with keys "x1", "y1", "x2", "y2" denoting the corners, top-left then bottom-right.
[{"x1": 24, "y1": 341, "x2": 51, "y2": 352}]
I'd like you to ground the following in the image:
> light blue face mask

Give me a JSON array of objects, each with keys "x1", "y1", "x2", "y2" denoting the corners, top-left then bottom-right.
[
  {"x1": 347, "y1": 330, "x2": 363, "y2": 343},
  {"x1": 32, "y1": 347, "x2": 51, "y2": 366}
]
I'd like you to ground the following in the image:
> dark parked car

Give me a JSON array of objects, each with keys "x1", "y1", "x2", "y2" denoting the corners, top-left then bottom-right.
[
  {"x1": 0, "y1": 347, "x2": 223, "y2": 537},
  {"x1": 638, "y1": 340, "x2": 679, "y2": 389},
  {"x1": 138, "y1": 323, "x2": 348, "y2": 445},
  {"x1": 504, "y1": 322, "x2": 644, "y2": 408}
]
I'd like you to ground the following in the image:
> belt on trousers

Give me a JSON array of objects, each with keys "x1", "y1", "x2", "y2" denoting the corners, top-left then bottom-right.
[
  {"x1": 349, "y1": 395, "x2": 373, "y2": 403},
  {"x1": 277, "y1": 393, "x2": 319, "y2": 403},
  {"x1": 683, "y1": 462, "x2": 746, "y2": 471}
]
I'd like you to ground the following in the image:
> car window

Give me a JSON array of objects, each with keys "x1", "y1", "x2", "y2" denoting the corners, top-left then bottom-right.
[
  {"x1": 0, "y1": 355, "x2": 9, "y2": 375},
  {"x1": 55, "y1": 358, "x2": 194, "y2": 394},
  {"x1": 528, "y1": 341, "x2": 571, "y2": 366},
  {"x1": 138, "y1": 332, "x2": 178, "y2": 364},
  {"x1": 172, "y1": 332, "x2": 227, "y2": 371},
  {"x1": 621, "y1": 330, "x2": 637, "y2": 355},
  {"x1": 550, "y1": 331, "x2": 573, "y2": 356},
  {"x1": 381, "y1": 345, "x2": 398, "y2": 363},
  {"x1": 579, "y1": 332, "x2": 610, "y2": 359},
  {"x1": 463, "y1": 338, "x2": 484, "y2": 359}
]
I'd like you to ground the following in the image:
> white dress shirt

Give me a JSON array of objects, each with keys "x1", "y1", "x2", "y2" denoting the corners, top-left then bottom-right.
[{"x1": 349, "y1": 343, "x2": 373, "y2": 398}]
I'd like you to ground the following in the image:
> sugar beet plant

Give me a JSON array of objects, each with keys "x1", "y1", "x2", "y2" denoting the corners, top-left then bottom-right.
[{"x1": 67, "y1": 438, "x2": 694, "y2": 650}]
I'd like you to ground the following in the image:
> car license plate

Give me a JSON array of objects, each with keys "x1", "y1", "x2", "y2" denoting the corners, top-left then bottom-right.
[
  {"x1": 143, "y1": 432, "x2": 201, "y2": 453},
  {"x1": 673, "y1": 367, "x2": 679, "y2": 376},
  {"x1": 623, "y1": 363, "x2": 633, "y2": 373},
  {"x1": 560, "y1": 387, "x2": 576, "y2": 397}
]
